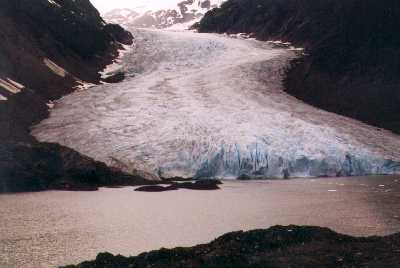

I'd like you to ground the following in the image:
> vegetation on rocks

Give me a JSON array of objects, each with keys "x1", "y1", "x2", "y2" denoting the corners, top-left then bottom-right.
[{"x1": 62, "y1": 225, "x2": 400, "y2": 267}]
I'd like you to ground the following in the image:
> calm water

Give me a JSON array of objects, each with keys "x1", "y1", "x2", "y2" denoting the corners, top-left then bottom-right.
[{"x1": 1, "y1": 176, "x2": 400, "y2": 267}]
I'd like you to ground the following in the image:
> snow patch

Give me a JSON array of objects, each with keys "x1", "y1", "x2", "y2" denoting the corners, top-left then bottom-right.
[
  {"x1": 48, "y1": 0, "x2": 61, "y2": 8},
  {"x1": 0, "y1": 78, "x2": 25, "y2": 94},
  {"x1": 47, "y1": 101, "x2": 55, "y2": 109},
  {"x1": 103, "y1": 0, "x2": 225, "y2": 29},
  {"x1": 43, "y1": 58, "x2": 67, "y2": 77},
  {"x1": 99, "y1": 44, "x2": 133, "y2": 80},
  {"x1": 74, "y1": 81, "x2": 97, "y2": 91}
]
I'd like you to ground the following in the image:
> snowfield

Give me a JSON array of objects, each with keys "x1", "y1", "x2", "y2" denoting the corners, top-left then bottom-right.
[{"x1": 32, "y1": 29, "x2": 400, "y2": 179}]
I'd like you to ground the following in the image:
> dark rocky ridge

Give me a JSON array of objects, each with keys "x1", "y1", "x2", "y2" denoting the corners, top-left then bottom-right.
[
  {"x1": 0, "y1": 142, "x2": 150, "y2": 193},
  {"x1": 0, "y1": 0, "x2": 151, "y2": 192},
  {"x1": 135, "y1": 179, "x2": 222, "y2": 192},
  {"x1": 62, "y1": 225, "x2": 400, "y2": 267},
  {"x1": 195, "y1": 0, "x2": 400, "y2": 134}
]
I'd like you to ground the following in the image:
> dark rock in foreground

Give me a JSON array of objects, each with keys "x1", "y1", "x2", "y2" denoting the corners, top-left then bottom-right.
[
  {"x1": 62, "y1": 225, "x2": 400, "y2": 267},
  {"x1": 135, "y1": 179, "x2": 222, "y2": 192}
]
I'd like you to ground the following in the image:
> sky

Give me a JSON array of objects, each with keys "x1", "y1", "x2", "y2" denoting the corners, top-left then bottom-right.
[{"x1": 90, "y1": 0, "x2": 181, "y2": 13}]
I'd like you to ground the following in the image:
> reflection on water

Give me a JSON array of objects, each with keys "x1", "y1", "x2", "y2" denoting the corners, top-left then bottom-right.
[{"x1": 1, "y1": 176, "x2": 400, "y2": 267}]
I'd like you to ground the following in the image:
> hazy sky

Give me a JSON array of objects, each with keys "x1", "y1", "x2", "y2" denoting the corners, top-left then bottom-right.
[{"x1": 90, "y1": 0, "x2": 181, "y2": 13}]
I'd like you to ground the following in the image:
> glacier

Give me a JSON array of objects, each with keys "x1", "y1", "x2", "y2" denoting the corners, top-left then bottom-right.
[{"x1": 32, "y1": 29, "x2": 400, "y2": 180}]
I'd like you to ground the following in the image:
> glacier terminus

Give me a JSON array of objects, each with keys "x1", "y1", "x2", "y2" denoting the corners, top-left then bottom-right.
[{"x1": 32, "y1": 29, "x2": 400, "y2": 180}]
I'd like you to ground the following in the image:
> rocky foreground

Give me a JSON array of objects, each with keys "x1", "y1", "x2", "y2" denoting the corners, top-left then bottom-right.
[{"x1": 62, "y1": 225, "x2": 400, "y2": 267}]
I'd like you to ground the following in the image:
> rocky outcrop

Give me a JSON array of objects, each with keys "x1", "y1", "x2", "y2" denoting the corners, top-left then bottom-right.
[
  {"x1": 135, "y1": 179, "x2": 222, "y2": 192},
  {"x1": 62, "y1": 225, "x2": 400, "y2": 267},
  {"x1": 196, "y1": 0, "x2": 400, "y2": 134},
  {"x1": 0, "y1": 0, "x2": 152, "y2": 192},
  {"x1": 0, "y1": 142, "x2": 151, "y2": 193}
]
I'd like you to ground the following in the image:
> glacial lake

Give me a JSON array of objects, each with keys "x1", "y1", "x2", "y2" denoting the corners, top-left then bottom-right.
[{"x1": 1, "y1": 176, "x2": 400, "y2": 267}]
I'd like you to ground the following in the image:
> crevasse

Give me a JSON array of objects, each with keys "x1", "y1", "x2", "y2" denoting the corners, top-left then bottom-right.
[{"x1": 32, "y1": 29, "x2": 400, "y2": 180}]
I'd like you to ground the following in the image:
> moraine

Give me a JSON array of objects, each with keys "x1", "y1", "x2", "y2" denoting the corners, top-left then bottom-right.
[{"x1": 32, "y1": 28, "x2": 400, "y2": 179}]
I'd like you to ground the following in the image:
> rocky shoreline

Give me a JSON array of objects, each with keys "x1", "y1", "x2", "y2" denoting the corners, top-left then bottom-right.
[
  {"x1": 0, "y1": 142, "x2": 154, "y2": 192},
  {"x1": 62, "y1": 225, "x2": 400, "y2": 267}
]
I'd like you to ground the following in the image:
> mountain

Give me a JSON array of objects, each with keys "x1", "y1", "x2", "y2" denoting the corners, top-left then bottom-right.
[
  {"x1": 101, "y1": 8, "x2": 140, "y2": 26},
  {"x1": 196, "y1": 0, "x2": 400, "y2": 134},
  {"x1": 104, "y1": 0, "x2": 224, "y2": 29},
  {"x1": 0, "y1": 0, "x2": 151, "y2": 192},
  {"x1": 0, "y1": 0, "x2": 133, "y2": 142}
]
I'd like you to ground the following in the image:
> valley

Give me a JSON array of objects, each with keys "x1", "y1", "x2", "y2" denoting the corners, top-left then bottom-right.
[
  {"x1": 1, "y1": 1, "x2": 400, "y2": 267},
  {"x1": 32, "y1": 28, "x2": 400, "y2": 180}
]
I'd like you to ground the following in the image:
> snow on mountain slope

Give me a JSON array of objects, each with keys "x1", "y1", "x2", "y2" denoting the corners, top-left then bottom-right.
[
  {"x1": 32, "y1": 29, "x2": 400, "y2": 180},
  {"x1": 103, "y1": 0, "x2": 224, "y2": 29},
  {"x1": 102, "y1": 8, "x2": 140, "y2": 25}
]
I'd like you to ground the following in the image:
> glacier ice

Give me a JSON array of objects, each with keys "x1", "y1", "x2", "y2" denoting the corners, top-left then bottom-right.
[{"x1": 32, "y1": 29, "x2": 400, "y2": 180}]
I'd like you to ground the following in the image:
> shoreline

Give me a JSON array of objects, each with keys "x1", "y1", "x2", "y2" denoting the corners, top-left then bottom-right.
[
  {"x1": 1, "y1": 175, "x2": 399, "y2": 267},
  {"x1": 62, "y1": 225, "x2": 400, "y2": 268}
]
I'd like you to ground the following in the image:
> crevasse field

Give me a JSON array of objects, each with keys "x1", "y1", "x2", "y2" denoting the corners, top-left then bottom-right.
[{"x1": 32, "y1": 29, "x2": 400, "y2": 179}]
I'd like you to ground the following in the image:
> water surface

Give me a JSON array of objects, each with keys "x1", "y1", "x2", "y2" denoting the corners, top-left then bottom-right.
[{"x1": 1, "y1": 176, "x2": 400, "y2": 267}]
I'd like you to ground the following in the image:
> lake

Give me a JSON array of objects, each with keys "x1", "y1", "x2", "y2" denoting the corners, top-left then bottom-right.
[{"x1": 1, "y1": 176, "x2": 399, "y2": 267}]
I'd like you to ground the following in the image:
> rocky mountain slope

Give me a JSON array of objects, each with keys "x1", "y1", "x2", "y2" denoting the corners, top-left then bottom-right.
[
  {"x1": 104, "y1": 0, "x2": 223, "y2": 29},
  {"x1": 0, "y1": 0, "x2": 151, "y2": 192},
  {"x1": 196, "y1": 0, "x2": 400, "y2": 134},
  {"x1": 63, "y1": 225, "x2": 400, "y2": 267},
  {"x1": 0, "y1": 0, "x2": 132, "y2": 142}
]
